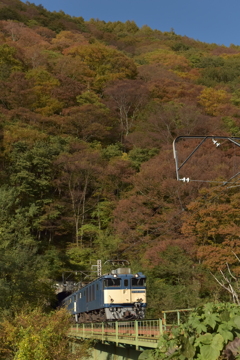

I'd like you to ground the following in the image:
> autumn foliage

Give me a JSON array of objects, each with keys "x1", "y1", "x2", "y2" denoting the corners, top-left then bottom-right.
[{"x1": 0, "y1": 0, "x2": 240, "y2": 322}]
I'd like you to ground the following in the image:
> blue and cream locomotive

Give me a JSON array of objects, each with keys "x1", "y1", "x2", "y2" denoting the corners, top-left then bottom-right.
[{"x1": 62, "y1": 268, "x2": 146, "y2": 322}]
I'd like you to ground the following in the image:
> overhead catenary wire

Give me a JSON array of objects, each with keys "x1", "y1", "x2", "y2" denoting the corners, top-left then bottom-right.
[
  {"x1": 148, "y1": 151, "x2": 240, "y2": 236},
  {"x1": 121, "y1": 137, "x2": 240, "y2": 253}
]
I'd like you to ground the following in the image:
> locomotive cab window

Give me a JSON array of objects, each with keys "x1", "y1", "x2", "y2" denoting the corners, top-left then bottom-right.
[
  {"x1": 131, "y1": 278, "x2": 146, "y2": 287},
  {"x1": 104, "y1": 278, "x2": 121, "y2": 287}
]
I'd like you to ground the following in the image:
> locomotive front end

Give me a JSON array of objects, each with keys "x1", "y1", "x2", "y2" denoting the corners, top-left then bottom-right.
[{"x1": 103, "y1": 268, "x2": 146, "y2": 320}]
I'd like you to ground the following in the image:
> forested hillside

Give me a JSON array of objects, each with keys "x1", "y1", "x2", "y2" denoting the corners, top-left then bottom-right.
[{"x1": 1, "y1": 0, "x2": 240, "y2": 320}]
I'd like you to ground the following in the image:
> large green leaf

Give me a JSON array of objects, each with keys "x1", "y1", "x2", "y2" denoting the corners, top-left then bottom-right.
[
  {"x1": 233, "y1": 316, "x2": 240, "y2": 328},
  {"x1": 188, "y1": 317, "x2": 207, "y2": 334},
  {"x1": 218, "y1": 323, "x2": 234, "y2": 342},
  {"x1": 220, "y1": 310, "x2": 231, "y2": 322},
  {"x1": 195, "y1": 333, "x2": 213, "y2": 346},
  {"x1": 199, "y1": 334, "x2": 224, "y2": 360},
  {"x1": 203, "y1": 313, "x2": 220, "y2": 329},
  {"x1": 195, "y1": 322, "x2": 208, "y2": 334}
]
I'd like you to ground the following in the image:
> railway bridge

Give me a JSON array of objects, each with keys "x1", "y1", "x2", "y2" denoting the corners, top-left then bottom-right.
[{"x1": 68, "y1": 309, "x2": 191, "y2": 360}]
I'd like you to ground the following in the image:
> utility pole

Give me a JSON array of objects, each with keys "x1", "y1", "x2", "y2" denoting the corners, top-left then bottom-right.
[{"x1": 97, "y1": 259, "x2": 102, "y2": 277}]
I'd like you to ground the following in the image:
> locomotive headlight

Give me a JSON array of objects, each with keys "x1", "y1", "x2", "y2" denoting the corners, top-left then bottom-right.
[
  {"x1": 113, "y1": 274, "x2": 117, "y2": 278},
  {"x1": 134, "y1": 274, "x2": 139, "y2": 277}
]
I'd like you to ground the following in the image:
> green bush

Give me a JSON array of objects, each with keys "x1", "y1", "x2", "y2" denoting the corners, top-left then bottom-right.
[{"x1": 140, "y1": 302, "x2": 240, "y2": 360}]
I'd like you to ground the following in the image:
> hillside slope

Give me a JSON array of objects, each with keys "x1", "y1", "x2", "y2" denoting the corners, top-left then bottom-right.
[{"x1": 0, "y1": 0, "x2": 240, "y2": 315}]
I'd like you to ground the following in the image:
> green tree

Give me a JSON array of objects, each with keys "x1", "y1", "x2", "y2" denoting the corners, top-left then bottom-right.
[
  {"x1": 66, "y1": 43, "x2": 138, "y2": 90},
  {"x1": 128, "y1": 147, "x2": 159, "y2": 171},
  {"x1": 0, "y1": 186, "x2": 60, "y2": 312},
  {"x1": 7, "y1": 138, "x2": 69, "y2": 241},
  {"x1": 145, "y1": 246, "x2": 214, "y2": 317},
  {"x1": 0, "y1": 6, "x2": 24, "y2": 21},
  {"x1": 25, "y1": 67, "x2": 64, "y2": 115},
  {"x1": 0, "y1": 44, "x2": 23, "y2": 80}
]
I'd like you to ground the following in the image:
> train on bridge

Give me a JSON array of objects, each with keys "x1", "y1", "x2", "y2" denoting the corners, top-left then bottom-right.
[{"x1": 62, "y1": 268, "x2": 147, "y2": 323}]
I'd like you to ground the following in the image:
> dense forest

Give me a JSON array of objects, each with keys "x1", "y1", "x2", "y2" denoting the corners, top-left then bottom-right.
[{"x1": 1, "y1": 0, "x2": 240, "y2": 345}]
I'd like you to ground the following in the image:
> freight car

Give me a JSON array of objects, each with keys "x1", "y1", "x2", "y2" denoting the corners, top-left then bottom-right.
[{"x1": 62, "y1": 268, "x2": 146, "y2": 322}]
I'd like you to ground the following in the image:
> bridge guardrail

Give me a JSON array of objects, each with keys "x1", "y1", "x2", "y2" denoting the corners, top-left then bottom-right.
[{"x1": 68, "y1": 308, "x2": 193, "y2": 350}]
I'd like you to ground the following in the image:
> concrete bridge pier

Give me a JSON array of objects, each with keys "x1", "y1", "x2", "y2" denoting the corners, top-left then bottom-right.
[
  {"x1": 91, "y1": 342, "x2": 142, "y2": 360},
  {"x1": 70, "y1": 340, "x2": 142, "y2": 360}
]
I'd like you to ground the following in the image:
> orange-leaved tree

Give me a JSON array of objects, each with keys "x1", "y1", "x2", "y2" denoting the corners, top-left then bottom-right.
[{"x1": 182, "y1": 186, "x2": 240, "y2": 271}]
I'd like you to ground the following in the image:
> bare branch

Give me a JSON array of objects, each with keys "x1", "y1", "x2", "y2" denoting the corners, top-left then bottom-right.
[
  {"x1": 211, "y1": 265, "x2": 240, "y2": 304},
  {"x1": 219, "y1": 269, "x2": 231, "y2": 284},
  {"x1": 226, "y1": 262, "x2": 237, "y2": 281},
  {"x1": 210, "y1": 271, "x2": 229, "y2": 292},
  {"x1": 232, "y1": 251, "x2": 240, "y2": 263}
]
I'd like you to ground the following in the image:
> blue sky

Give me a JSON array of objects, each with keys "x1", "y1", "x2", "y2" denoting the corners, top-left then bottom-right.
[{"x1": 23, "y1": 0, "x2": 240, "y2": 47}]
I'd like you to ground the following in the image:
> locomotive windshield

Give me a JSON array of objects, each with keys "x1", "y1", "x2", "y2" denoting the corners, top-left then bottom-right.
[
  {"x1": 131, "y1": 278, "x2": 146, "y2": 287},
  {"x1": 104, "y1": 278, "x2": 121, "y2": 287}
]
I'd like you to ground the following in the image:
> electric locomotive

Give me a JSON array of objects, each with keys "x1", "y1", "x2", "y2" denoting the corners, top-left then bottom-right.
[{"x1": 62, "y1": 268, "x2": 146, "y2": 322}]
